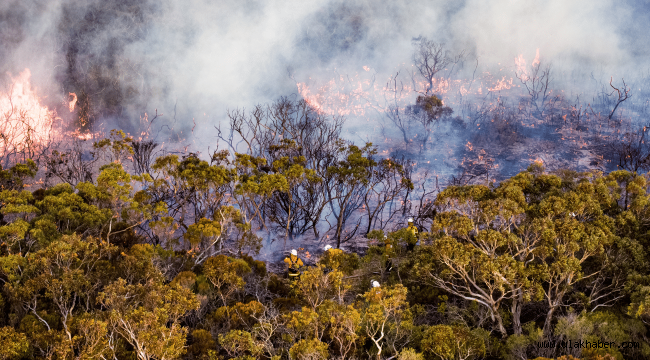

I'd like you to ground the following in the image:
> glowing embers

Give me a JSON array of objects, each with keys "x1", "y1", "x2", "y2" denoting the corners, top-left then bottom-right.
[
  {"x1": 294, "y1": 62, "x2": 523, "y2": 122},
  {"x1": 487, "y1": 77, "x2": 514, "y2": 92},
  {"x1": 296, "y1": 70, "x2": 455, "y2": 118},
  {"x1": 0, "y1": 69, "x2": 57, "y2": 160},
  {"x1": 296, "y1": 70, "x2": 380, "y2": 117}
]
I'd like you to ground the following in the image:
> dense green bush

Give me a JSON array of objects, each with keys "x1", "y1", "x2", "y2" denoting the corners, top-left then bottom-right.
[{"x1": 1, "y1": 131, "x2": 650, "y2": 359}]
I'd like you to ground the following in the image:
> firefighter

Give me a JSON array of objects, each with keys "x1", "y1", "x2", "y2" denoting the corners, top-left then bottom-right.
[
  {"x1": 406, "y1": 217, "x2": 419, "y2": 251},
  {"x1": 407, "y1": 218, "x2": 419, "y2": 236},
  {"x1": 284, "y1": 249, "x2": 303, "y2": 281}
]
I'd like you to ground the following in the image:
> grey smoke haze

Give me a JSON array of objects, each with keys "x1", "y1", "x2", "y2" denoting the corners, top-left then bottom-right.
[{"x1": 1, "y1": 0, "x2": 648, "y2": 138}]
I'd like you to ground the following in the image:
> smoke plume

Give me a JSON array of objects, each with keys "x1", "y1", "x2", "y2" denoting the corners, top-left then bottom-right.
[{"x1": 1, "y1": 0, "x2": 648, "y2": 153}]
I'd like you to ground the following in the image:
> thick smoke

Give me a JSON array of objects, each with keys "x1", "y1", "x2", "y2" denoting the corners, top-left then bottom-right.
[{"x1": 1, "y1": 0, "x2": 648, "y2": 142}]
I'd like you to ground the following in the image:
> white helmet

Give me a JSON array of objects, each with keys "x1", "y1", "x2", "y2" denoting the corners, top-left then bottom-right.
[
  {"x1": 372, "y1": 280, "x2": 380, "y2": 288},
  {"x1": 408, "y1": 217, "x2": 414, "y2": 223},
  {"x1": 324, "y1": 245, "x2": 332, "y2": 251},
  {"x1": 291, "y1": 249, "x2": 297, "y2": 256}
]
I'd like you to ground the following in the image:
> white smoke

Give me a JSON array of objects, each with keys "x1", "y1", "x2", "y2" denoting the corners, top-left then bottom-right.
[{"x1": 0, "y1": 0, "x2": 647, "y2": 139}]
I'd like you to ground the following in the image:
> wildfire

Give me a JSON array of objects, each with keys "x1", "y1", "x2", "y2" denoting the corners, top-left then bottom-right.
[
  {"x1": 296, "y1": 70, "x2": 381, "y2": 117},
  {"x1": 0, "y1": 69, "x2": 58, "y2": 160},
  {"x1": 428, "y1": 77, "x2": 451, "y2": 95},
  {"x1": 295, "y1": 57, "x2": 533, "y2": 121},
  {"x1": 292, "y1": 46, "x2": 615, "y2": 184},
  {"x1": 488, "y1": 77, "x2": 514, "y2": 92},
  {"x1": 71, "y1": 130, "x2": 93, "y2": 141},
  {"x1": 515, "y1": 48, "x2": 540, "y2": 82}
]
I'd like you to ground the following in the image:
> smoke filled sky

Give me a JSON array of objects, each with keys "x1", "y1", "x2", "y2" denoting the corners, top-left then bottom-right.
[{"x1": 1, "y1": 0, "x2": 649, "y2": 136}]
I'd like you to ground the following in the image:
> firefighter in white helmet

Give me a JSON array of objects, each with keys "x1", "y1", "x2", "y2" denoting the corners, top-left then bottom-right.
[
  {"x1": 406, "y1": 217, "x2": 419, "y2": 251},
  {"x1": 284, "y1": 249, "x2": 303, "y2": 281},
  {"x1": 407, "y1": 218, "x2": 419, "y2": 236}
]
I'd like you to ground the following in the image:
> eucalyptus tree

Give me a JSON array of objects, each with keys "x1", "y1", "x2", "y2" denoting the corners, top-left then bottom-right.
[
  {"x1": 420, "y1": 164, "x2": 624, "y2": 337},
  {"x1": 220, "y1": 97, "x2": 342, "y2": 239},
  {"x1": 98, "y1": 277, "x2": 199, "y2": 360},
  {"x1": 0, "y1": 234, "x2": 117, "y2": 359},
  {"x1": 326, "y1": 142, "x2": 376, "y2": 247},
  {"x1": 421, "y1": 181, "x2": 529, "y2": 336},
  {"x1": 360, "y1": 283, "x2": 412, "y2": 360},
  {"x1": 363, "y1": 157, "x2": 414, "y2": 235}
]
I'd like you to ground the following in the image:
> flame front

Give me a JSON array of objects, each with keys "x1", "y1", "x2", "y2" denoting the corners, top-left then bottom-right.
[{"x1": 0, "y1": 69, "x2": 57, "y2": 162}]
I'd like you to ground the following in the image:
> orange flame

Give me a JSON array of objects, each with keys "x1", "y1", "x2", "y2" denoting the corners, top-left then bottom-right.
[
  {"x1": 0, "y1": 69, "x2": 57, "y2": 158},
  {"x1": 488, "y1": 77, "x2": 514, "y2": 92},
  {"x1": 515, "y1": 48, "x2": 540, "y2": 82},
  {"x1": 532, "y1": 48, "x2": 540, "y2": 68}
]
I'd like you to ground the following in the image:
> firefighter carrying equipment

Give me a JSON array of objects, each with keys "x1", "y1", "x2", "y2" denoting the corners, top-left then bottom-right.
[
  {"x1": 284, "y1": 252, "x2": 304, "y2": 279},
  {"x1": 407, "y1": 219, "x2": 419, "y2": 237}
]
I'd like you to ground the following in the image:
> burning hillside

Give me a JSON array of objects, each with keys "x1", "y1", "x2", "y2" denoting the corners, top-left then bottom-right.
[
  {"x1": 3, "y1": 2, "x2": 650, "y2": 359},
  {"x1": 293, "y1": 45, "x2": 646, "y2": 187}
]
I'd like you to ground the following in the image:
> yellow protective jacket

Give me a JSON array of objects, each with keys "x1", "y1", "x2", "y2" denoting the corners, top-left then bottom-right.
[
  {"x1": 407, "y1": 224, "x2": 419, "y2": 237},
  {"x1": 284, "y1": 254, "x2": 304, "y2": 275},
  {"x1": 384, "y1": 237, "x2": 395, "y2": 257}
]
